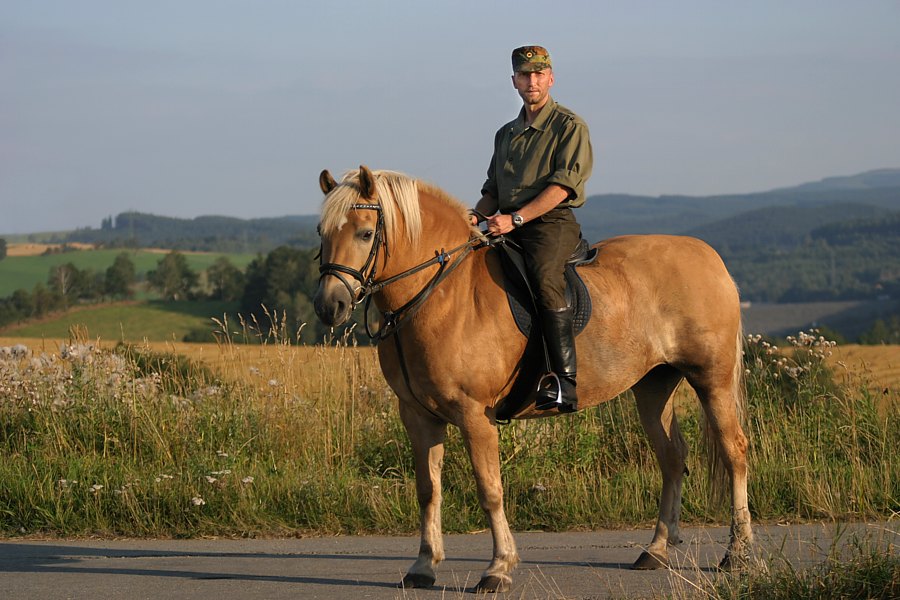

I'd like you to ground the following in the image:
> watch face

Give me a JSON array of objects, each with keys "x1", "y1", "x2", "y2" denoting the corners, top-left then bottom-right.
[{"x1": 513, "y1": 214, "x2": 524, "y2": 226}]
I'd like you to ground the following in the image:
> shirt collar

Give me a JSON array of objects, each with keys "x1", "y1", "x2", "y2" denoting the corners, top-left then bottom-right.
[{"x1": 514, "y1": 96, "x2": 557, "y2": 135}]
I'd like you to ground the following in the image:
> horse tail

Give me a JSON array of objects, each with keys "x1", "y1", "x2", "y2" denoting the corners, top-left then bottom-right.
[{"x1": 703, "y1": 321, "x2": 747, "y2": 509}]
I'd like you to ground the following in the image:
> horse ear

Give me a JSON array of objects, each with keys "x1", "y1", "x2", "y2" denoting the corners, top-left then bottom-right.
[
  {"x1": 358, "y1": 165, "x2": 377, "y2": 199},
  {"x1": 319, "y1": 170, "x2": 337, "y2": 194}
]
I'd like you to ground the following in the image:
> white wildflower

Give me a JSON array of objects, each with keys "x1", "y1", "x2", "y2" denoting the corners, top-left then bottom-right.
[{"x1": 191, "y1": 496, "x2": 206, "y2": 506}]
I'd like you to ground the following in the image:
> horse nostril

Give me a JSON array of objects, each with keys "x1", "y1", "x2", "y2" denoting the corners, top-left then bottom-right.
[{"x1": 333, "y1": 300, "x2": 347, "y2": 320}]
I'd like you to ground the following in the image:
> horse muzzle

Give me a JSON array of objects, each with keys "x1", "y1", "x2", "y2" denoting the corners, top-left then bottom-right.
[{"x1": 314, "y1": 279, "x2": 355, "y2": 327}]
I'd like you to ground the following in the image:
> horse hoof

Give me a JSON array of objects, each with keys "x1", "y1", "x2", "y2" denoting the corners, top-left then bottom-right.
[
  {"x1": 717, "y1": 551, "x2": 750, "y2": 572},
  {"x1": 474, "y1": 575, "x2": 510, "y2": 593},
  {"x1": 400, "y1": 572, "x2": 435, "y2": 588},
  {"x1": 631, "y1": 551, "x2": 668, "y2": 570}
]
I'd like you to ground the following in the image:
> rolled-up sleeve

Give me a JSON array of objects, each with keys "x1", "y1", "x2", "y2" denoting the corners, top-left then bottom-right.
[{"x1": 545, "y1": 118, "x2": 593, "y2": 204}]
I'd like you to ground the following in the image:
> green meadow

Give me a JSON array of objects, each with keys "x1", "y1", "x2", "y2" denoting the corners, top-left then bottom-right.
[
  {"x1": 0, "y1": 249, "x2": 256, "y2": 297},
  {"x1": 2, "y1": 301, "x2": 237, "y2": 342}
]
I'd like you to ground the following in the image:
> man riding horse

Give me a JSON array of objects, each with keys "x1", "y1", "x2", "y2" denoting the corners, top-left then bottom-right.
[{"x1": 471, "y1": 45, "x2": 593, "y2": 413}]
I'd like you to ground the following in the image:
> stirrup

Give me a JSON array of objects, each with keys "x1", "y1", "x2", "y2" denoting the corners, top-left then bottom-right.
[{"x1": 533, "y1": 372, "x2": 576, "y2": 413}]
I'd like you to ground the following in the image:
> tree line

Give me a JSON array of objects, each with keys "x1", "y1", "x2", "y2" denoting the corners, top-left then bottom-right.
[{"x1": 0, "y1": 246, "x2": 362, "y2": 345}]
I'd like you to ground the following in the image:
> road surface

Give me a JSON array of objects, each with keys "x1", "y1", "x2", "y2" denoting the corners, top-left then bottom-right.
[{"x1": 1, "y1": 522, "x2": 895, "y2": 599}]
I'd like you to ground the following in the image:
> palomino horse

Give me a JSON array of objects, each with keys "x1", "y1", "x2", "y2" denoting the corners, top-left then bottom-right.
[{"x1": 313, "y1": 166, "x2": 752, "y2": 593}]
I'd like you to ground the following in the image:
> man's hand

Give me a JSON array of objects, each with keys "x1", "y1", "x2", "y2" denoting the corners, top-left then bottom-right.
[{"x1": 486, "y1": 214, "x2": 515, "y2": 236}]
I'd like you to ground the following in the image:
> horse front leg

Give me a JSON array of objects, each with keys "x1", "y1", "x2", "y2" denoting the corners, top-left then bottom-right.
[
  {"x1": 399, "y1": 402, "x2": 448, "y2": 589},
  {"x1": 459, "y1": 413, "x2": 519, "y2": 593}
]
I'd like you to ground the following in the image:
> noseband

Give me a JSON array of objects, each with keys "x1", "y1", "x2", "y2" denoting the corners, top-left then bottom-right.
[{"x1": 318, "y1": 203, "x2": 386, "y2": 308}]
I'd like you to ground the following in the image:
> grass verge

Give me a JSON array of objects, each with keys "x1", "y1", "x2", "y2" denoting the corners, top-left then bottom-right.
[{"x1": 0, "y1": 328, "x2": 897, "y2": 538}]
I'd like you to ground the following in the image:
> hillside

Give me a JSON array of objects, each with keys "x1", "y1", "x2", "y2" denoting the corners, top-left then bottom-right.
[
  {"x1": 57, "y1": 212, "x2": 321, "y2": 252},
  {"x1": 683, "y1": 203, "x2": 893, "y2": 252}
]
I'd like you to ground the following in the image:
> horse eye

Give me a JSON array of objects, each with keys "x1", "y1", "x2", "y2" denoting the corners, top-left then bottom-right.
[{"x1": 360, "y1": 230, "x2": 374, "y2": 241}]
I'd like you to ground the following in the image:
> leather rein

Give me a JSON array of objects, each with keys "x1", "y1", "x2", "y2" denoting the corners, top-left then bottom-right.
[{"x1": 318, "y1": 203, "x2": 484, "y2": 341}]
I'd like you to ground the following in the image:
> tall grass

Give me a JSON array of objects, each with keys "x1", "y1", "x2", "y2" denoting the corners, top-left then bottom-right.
[
  {"x1": 0, "y1": 325, "x2": 897, "y2": 537},
  {"x1": 707, "y1": 533, "x2": 899, "y2": 600}
]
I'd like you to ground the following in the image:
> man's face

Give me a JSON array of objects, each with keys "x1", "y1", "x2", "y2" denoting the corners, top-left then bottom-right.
[{"x1": 512, "y1": 68, "x2": 554, "y2": 107}]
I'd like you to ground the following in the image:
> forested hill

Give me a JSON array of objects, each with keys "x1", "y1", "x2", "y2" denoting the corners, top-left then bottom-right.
[
  {"x1": 811, "y1": 212, "x2": 900, "y2": 245},
  {"x1": 32, "y1": 169, "x2": 900, "y2": 254},
  {"x1": 682, "y1": 203, "x2": 893, "y2": 253},
  {"x1": 61, "y1": 212, "x2": 321, "y2": 252}
]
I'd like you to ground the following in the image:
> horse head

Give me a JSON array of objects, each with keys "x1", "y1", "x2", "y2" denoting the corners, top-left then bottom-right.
[{"x1": 314, "y1": 165, "x2": 385, "y2": 327}]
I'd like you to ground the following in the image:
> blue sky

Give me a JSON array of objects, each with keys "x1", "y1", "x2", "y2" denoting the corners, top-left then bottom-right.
[{"x1": 2, "y1": 1, "x2": 899, "y2": 234}]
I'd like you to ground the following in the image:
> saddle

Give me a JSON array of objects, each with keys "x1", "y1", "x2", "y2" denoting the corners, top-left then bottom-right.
[
  {"x1": 496, "y1": 237, "x2": 597, "y2": 339},
  {"x1": 492, "y1": 237, "x2": 598, "y2": 421}
]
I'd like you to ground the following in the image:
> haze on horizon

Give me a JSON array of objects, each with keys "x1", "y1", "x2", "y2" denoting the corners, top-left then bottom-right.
[{"x1": 2, "y1": 1, "x2": 900, "y2": 235}]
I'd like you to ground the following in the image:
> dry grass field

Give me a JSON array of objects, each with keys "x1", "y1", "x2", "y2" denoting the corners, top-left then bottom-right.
[
  {"x1": 5, "y1": 242, "x2": 96, "y2": 257},
  {"x1": 828, "y1": 344, "x2": 900, "y2": 393},
  {"x1": 4, "y1": 337, "x2": 898, "y2": 396}
]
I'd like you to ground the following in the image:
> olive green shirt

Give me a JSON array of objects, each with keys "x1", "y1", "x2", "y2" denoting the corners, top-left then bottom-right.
[{"x1": 482, "y1": 97, "x2": 593, "y2": 213}]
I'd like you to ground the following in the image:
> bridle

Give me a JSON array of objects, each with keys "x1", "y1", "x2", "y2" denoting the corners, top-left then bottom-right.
[
  {"x1": 318, "y1": 202, "x2": 484, "y2": 341},
  {"x1": 318, "y1": 203, "x2": 387, "y2": 312}
]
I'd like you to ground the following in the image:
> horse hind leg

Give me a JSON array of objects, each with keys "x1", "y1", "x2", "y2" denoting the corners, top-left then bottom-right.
[
  {"x1": 630, "y1": 365, "x2": 689, "y2": 570},
  {"x1": 398, "y1": 403, "x2": 448, "y2": 589},
  {"x1": 690, "y1": 359, "x2": 753, "y2": 570}
]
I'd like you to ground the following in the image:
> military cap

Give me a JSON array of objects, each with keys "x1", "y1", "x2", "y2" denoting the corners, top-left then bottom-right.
[{"x1": 511, "y1": 45, "x2": 552, "y2": 73}]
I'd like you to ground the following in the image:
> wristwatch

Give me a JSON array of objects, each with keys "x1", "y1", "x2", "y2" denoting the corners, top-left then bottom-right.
[{"x1": 511, "y1": 212, "x2": 525, "y2": 228}]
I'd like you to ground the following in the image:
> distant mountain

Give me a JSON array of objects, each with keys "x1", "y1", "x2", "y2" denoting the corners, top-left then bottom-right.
[
  {"x1": 22, "y1": 168, "x2": 900, "y2": 256},
  {"x1": 770, "y1": 168, "x2": 900, "y2": 193},
  {"x1": 577, "y1": 183, "x2": 900, "y2": 244}
]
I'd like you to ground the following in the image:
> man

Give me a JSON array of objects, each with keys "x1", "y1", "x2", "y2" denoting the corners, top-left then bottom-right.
[{"x1": 472, "y1": 45, "x2": 593, "y2": 412}]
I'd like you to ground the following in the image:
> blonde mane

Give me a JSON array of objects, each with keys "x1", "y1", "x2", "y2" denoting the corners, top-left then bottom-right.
[{"x1": 320, "y1": 169, "x2": 423, "y2": 245}]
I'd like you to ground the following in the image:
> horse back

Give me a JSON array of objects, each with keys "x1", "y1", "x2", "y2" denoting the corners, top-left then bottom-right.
[{"x1": 577, "y1": 235, "x2": 741, "y2": 384}]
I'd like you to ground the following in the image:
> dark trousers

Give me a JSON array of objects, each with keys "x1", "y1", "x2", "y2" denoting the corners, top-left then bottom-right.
[{"x1": 509, "y1": 207, "x2": 582, "y2": 310}]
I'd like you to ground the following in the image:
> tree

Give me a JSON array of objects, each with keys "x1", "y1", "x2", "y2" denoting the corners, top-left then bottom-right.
[
  {"x1": 31, "y1": 283, "x2": 60, "y2": 318},
  {"x1": 48, "y1": 263, "x2": 97, "y2": 307},
  {"x1": 104, "y1": 252, "x2": 136, "y2": 299},
  {"x1": 859, "y1": 316, "x2": 900, "y2": 345},
  {"x1": 147, "y1": 251, "x2": 198, "y2": 301},
  {"x1": 0, "y1": 238, "x2": 7, "y2": 260},
  {"x1": 240, "y1": 246, "x2": 323, "y2": 342},
  {"x1": 206, "y1": 256, "x2": 245, "y2": 301}
]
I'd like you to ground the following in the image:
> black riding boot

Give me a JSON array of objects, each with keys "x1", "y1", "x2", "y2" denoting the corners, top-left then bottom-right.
[{"x1": 534, "y1": 307, "x2": 578, "y2": 413}]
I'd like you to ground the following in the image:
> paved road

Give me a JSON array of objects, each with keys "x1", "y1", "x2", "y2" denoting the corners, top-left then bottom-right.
[{"x1": 1, "y1": 523, "x2": 895, "y2": 599}]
